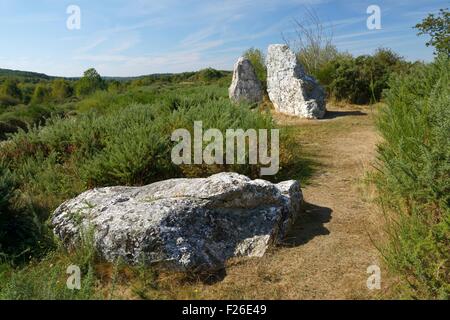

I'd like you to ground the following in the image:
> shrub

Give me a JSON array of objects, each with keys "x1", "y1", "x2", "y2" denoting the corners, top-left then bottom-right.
[
  {"x1": 0, "y1": 95, "x2": 20, "y2": 107},
  {"x1": 325, "y1": 48, "x2": 408, "y2": 104},
  {"x1": 51, "y1": 79, "x2": 73, "y2": 102},
  {"x1": 107, "y1": 80, "x2": 124, "y2": 93},
  {"x1": 0, "y1": 80, "x2": 22, "y2": 101},
  {"x1": 243, "y1": 48, "x2": 267, "y2": 90},
  {"x1": 0, "y1": 161, "x2": 51, "y2": 260},
  {"x1": 284, "y1": 8, "x2": 338, "y2": 78},
  {"x1": 18, "y1": 83, "x2": 36, "y2": 104},
  {"x1": 374, "y1": 56, "x2": 450, "y2": 299},
  {"x1": 0, "y1": 103, "x2": 71, "y2": 141},
  {"x1": 31, "y1": 84, "x2": 51, "y2": 105},
  {"x1": 0, "y1": 118, "x2": 27, "y2": 140},
  {"x1": 297, "y1": 44, "x2": 340, "y2": 79},
  {"x1": 191, "y1": 68, "x2": 225, "y2": 82},
  {"x1": 75, "y1": 68, "x2": 106, "y2": 97}
]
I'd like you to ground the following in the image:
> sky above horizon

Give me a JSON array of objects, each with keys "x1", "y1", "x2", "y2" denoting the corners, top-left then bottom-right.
[{"x1": 0, "y1": 0, "x2": 446, "y2": 77}]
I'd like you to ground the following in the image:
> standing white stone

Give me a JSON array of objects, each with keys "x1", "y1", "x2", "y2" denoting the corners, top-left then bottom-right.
[
  {"x1": 267, "y1": 44, "x2": 326, "y2": 119},
  {"x1": 229, "y1": 57, "x2": 263, "y2": 104}
]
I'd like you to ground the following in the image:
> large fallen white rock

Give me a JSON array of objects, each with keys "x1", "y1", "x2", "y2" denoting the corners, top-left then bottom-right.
[
  {"x1": 229, "y1": 57, "x2": 263, "y2": 104},
  {"x1": 267, "y1": 44, "x2": 326, "y2": 119},
  {"x1": 52, "y1": 173, "x2": 303, "y2": 272}
]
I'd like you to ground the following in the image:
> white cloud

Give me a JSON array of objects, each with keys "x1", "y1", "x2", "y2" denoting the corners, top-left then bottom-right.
[
  {"x1": 76, "y1": 37, "x2": 108, "y2": 54},
  {"x1": 110, "y1": 34, "x2": 141, "y2": 52},
  {"x1": 180, "y1": 25, "x2": 219, "y2": 47}
]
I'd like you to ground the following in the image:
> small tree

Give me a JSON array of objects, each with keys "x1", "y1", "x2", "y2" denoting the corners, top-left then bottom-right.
[
  {"x1": 283, "y1": 8, "x2": 339, "y2": 77},
  {"x1": 51, "y1": 79, "x2": 73, "y2": 101},
  {"x1": 75, "y1": 68, "x2": 106, "y2": 97},
  {"x1": 415, "y1": 8, "x2": 450, "y2": 56},
  {"x1": 107, "y1": 80, "x2": 123, "y2": 93},
  {"x1": 1, "y1": 79, "x2": 22, "y2": 100},
  {"x1": 243, "y1": 48, "x2": 267, "y2": 89},
  {"x1": 31, "y1": 83, "x2": 51, "y2": 104}
]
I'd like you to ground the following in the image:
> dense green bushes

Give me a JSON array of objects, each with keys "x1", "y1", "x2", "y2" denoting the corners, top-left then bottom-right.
[
  {"x1": 0, "y1": 103, "x2": 71, "y2": 140},
  {"x1": 0, "y1": 80, "x2": 22, "y2": 101},
  {"x1": 31, "y1": 84, "x2": 52, "y2": 104},
  {"x1": 0, "y1": 95, "x2": 20, "y2": 108},
  {"x1": 51, "y1": 79, "x2": 73, "y2": 102},
  {"x1": 0, "y1": 161, "x2": 52, "y2": 260},
  {"x1": 192, "y1": 68, "x2": 225, "y2": 82},
  {"x1": 297, "y1": 44, "x2": 341, "y2": 81},
  {"x1": 316, "y1": 48, "x2": 409, "y2": 104},
  {"x1": 374, "y1": 56, "x2": 449, "y2": 299}
]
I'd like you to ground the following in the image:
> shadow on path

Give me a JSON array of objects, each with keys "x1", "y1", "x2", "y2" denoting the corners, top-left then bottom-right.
[
  {"x1": 190, "y1": 202, "x2": 332, "y2": 285},
  {"x1": 282, "y1": 202, "x2": 332, "y2": 247},
  {"x1": 323, "y1": 110, "x2": 367, "y2": 120}
]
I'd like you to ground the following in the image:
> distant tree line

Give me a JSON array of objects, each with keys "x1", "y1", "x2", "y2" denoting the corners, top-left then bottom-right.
[{"x1": 0, "y1": 67, "x2": 231, "y2": 108}]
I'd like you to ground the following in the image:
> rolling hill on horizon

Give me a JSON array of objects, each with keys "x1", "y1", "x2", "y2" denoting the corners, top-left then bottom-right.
[
  {"x1": 0, "y1": 68, "x2": 53, "y2": 81},
  {"x1": 0, "y1": 67, "x2": 232, "y2": 82}
]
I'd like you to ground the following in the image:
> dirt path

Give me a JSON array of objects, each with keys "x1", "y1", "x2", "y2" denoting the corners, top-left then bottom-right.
[
  {"x1": 273, "y1": 105, "x2": 385, "y2": 299},
  {"x1": 167, "y1": 104, "x2": 388, "y2": 299}
]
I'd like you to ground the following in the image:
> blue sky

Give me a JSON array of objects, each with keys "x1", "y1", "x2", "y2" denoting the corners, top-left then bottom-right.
[{"x1": 0, "y1": 0, "x2": 446, "y2": 77}]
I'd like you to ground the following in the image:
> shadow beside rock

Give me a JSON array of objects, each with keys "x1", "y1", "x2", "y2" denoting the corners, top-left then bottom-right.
[
  {"x1": 281, "y1": 202, "x2": 332, "y2": 247},
  {"x1": 323, "y1": 110, "x2": 367, "y2": 120}
]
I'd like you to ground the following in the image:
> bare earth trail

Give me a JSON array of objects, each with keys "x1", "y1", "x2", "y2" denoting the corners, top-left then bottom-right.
[{"x1": 173, "y1": 104, "x2": 389, "y2": 300}]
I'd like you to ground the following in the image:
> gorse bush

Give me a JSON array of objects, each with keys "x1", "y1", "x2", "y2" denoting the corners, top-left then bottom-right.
[
  {"x1": 0, "y1": 103, "x2": 71, "y2": 141},
  {"x1": 374, "y1": 55, "x2": 450, "y2": 299},
  {"x1": 321, "y1": 48, "x2": 408, "y2": 104},
  {"x1": 0, "y1": 161, "x2": 52, "y2": 260}
]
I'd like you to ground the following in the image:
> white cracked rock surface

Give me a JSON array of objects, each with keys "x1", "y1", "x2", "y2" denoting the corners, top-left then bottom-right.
[
  {"x1": 52, "y1": 172, "x2": 303, "y2": 272},
  {"x1": 267, "y1": 44, "x2": 326, "y2": 119},
  {"x1": 229, "y1": 57, "x2": 263, "y2": 104}
]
